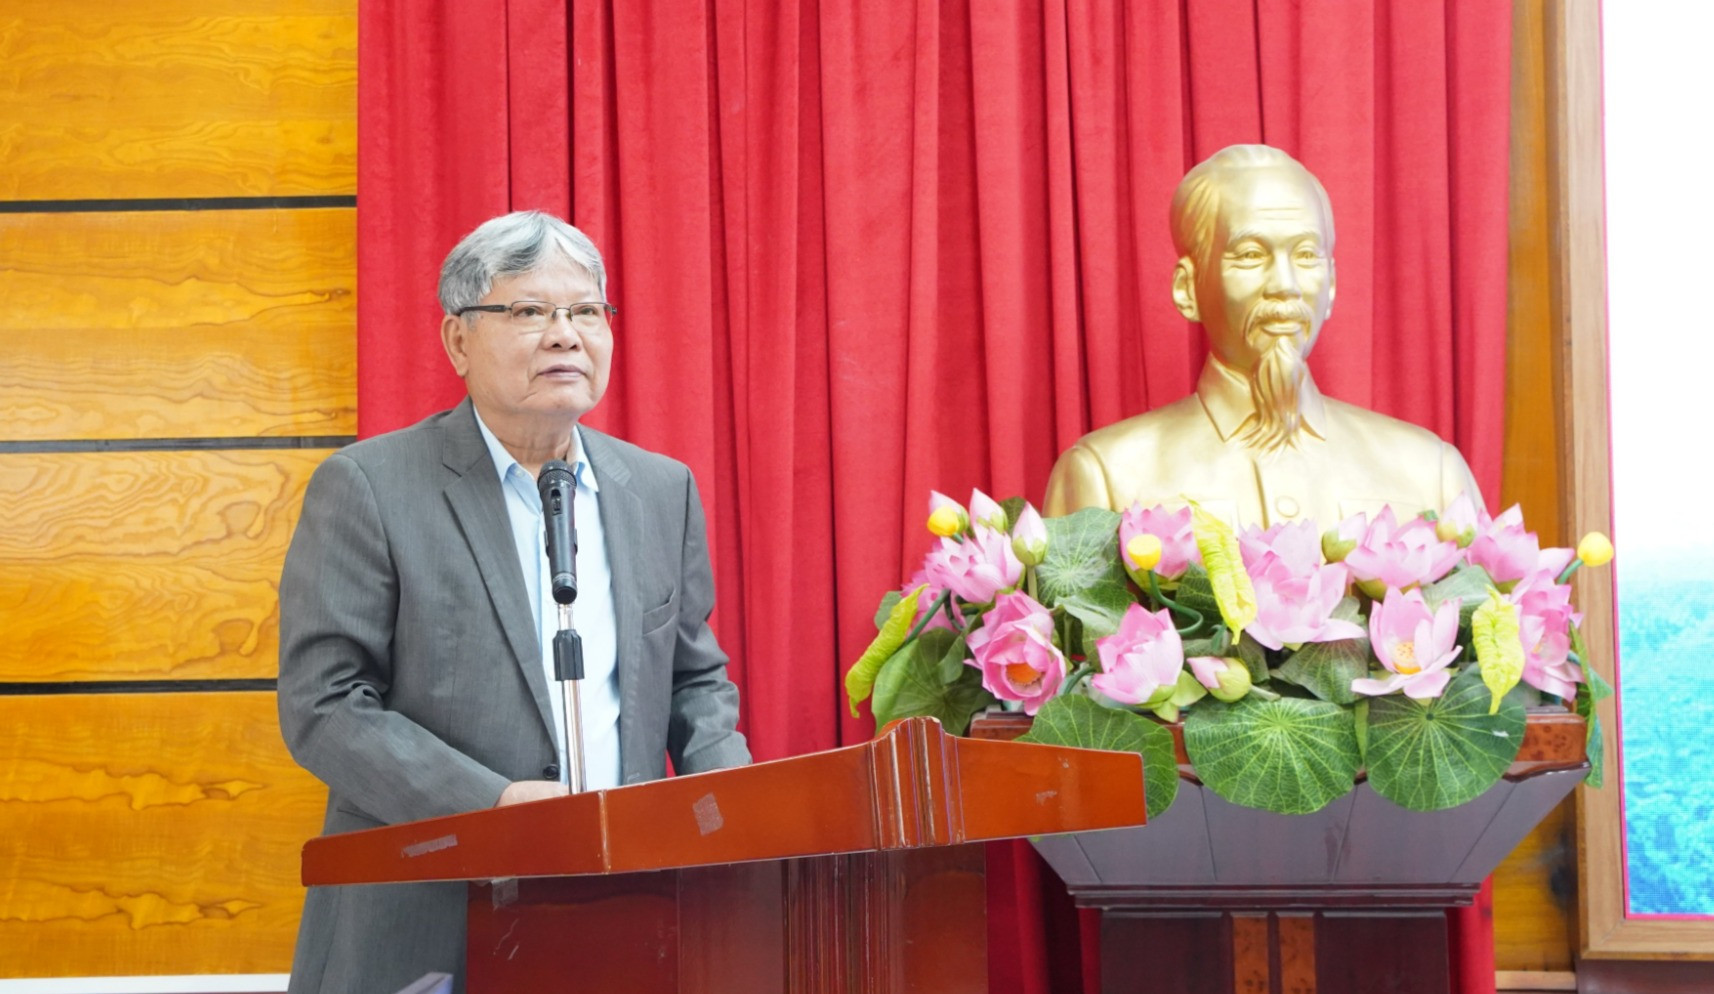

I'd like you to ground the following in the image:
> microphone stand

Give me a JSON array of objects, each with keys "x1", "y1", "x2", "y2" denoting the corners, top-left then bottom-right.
[
  {"x1": 539, "y1": 460, "x2": 586, "y2": 794},
  {"x1": 553, "y1": 605, "x2": 586, "y2": 795}
]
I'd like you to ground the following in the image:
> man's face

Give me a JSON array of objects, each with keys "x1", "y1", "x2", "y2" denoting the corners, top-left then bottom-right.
[
  {"x1": 441, "y1": 255, "x2": 612, "y2": 428},
  {"x1": 1186, "y1": 167, "x2": 1335, "y2": 373}
]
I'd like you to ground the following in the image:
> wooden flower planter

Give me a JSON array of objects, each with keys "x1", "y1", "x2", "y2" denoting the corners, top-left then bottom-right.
[{"x1": 969, "y1": 708, "x2": 1588, "y2": 994}]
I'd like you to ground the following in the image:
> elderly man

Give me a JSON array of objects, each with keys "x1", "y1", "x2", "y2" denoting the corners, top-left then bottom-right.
[
  {"x1": 1044, "y1": 144, "x2": 1481, "y2": 526},
  {"x1": 277, "y1": 211, "x2": 750, "y2": 993}
]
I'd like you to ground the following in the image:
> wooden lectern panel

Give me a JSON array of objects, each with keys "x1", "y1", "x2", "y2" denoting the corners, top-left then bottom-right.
[
  {"x1": 302, "y1": 716, "x2": 1147, "y2": 886},
  {"x1": 301, "y1": 718, "x2": 1147, "y2": 994}
]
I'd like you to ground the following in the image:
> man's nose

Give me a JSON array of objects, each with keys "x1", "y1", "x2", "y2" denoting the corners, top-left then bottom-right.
[
  {"x1": 1264, "y1": 252, "x2": 1302, "y2": 297},
  {"x1": 542, "y1": 311, "x2": 583, "y2": 348}
]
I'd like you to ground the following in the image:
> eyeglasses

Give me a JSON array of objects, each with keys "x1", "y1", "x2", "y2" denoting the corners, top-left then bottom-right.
[{"x1": 455, "y1": 300, "x2": 618, "y2": 334}]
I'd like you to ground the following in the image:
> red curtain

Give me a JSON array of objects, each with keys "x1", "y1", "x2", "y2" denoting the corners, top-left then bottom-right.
[{"x1": 357, "y1": 1, "x2": 1512, "y2": 990}]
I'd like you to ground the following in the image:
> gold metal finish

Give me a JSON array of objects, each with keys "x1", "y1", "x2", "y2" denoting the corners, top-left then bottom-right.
[{"x1": 1045, "y1": 145, "x2": 1481, "y2": 525}]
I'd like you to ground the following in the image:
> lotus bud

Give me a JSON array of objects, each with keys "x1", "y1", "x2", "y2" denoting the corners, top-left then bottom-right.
[
  {"x1": 1190, "y1": 655, "x2": 1253, "y2": 703},
  {"x1": 969, "y1": 489, "x2": 1008, "y2": 531},
  {"x1": 1011, "y1": 504, "x2": 1048, "y2": 567},
  {"x1": 1577, "y1": 532, "x2": 1614, "y2": 567},
  {"x1": 927, "y1": 491, "x2": 968, "y2": 537}
]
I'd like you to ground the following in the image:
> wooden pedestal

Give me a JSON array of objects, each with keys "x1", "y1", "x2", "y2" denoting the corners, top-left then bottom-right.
[{"x1": 974, "y1": 709, "x2": 1589, "y2": 994}]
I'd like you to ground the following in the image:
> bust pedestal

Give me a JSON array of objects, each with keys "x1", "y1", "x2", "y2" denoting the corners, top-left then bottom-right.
[{"x1": 970, "y1": 709, "x2": 1587, "y2": 994}]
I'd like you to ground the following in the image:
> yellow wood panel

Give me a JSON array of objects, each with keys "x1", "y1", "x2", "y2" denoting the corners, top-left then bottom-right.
[
  {"x1": 0, "y1": 0, "x2": 355, "y2": 199},
  {"x1": 0, "y1": 208, "x2": 356, "y2": 441},
  {"x1": 1492, "y1": 0, "x2": 1576, "y2": 973},
  {"x1": 0, "y1": 691, "x2": 327, "y2": 977},
  {"x1": 1494, "y1": 802, "x2": 1577, "y2": 971},
  {"x1": 0, "y1": 449, "x2": 330, "y2": 682},
  {"x1": 1502, "y1": 0, "x2": 1565, "y2": 547}
]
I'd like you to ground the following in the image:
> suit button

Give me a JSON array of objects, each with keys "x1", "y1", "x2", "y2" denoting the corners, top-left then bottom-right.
[{"x1": 542, "y1": 764, "x2": 560, "y2": 780}]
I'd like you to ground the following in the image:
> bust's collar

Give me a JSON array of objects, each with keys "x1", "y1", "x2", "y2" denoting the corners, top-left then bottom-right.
[{"x1": 1195, "y1": 354, "x2": 1327, "y2": 443}]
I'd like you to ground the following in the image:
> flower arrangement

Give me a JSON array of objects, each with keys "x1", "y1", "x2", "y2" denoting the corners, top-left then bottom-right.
[{"x1": 844, "y1": 491, "x2": 1613, "y2": 817}]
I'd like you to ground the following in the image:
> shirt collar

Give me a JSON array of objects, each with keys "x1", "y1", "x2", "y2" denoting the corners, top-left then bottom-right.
[
  {"x1": 1195, "y1": 355, "x2": 1327, "y2": 444},
  {"x1": 469, "y1": 407, "x2": 600, "y2": 496}
]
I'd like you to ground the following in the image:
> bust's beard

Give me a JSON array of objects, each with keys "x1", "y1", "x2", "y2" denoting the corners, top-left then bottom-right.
[{"x1": 1237, "y1": 300, "x2": 1314, "y2": 453}]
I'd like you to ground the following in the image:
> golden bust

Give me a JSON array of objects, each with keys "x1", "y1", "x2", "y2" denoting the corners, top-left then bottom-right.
[{"x1": 1044, "y1": 145, "x2": 1481, "y2": 526}]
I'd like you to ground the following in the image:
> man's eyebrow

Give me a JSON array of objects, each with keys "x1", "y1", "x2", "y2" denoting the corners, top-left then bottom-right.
[{"x1": 1223, "y1": 226, "x2": 1324, "y2": 245}]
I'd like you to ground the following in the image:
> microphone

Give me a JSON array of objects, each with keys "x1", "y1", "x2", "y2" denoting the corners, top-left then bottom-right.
[
  {"x1": 539, "y1": 458, "x2": 586, "y2": 790},
  {"x1": 538, "y1": 459, "x2": 578, "y2": 605}
]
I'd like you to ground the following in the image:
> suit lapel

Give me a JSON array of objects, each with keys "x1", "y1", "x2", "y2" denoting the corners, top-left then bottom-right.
[
  {"x1": 439, "y1": 399, "x2": 557, "y2": 744},
  {"x1": 581, "y1": 428, "x2": 649, "y2": 783}
]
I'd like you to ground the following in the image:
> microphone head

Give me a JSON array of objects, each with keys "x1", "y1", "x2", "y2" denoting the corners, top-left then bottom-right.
[{"x1": 538, "y1": 459, "x2": 576, "y2": 502}]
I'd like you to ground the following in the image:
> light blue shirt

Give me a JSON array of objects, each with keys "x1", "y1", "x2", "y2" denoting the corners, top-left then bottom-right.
[{"x1": 472, "y1": 409, "x2": 622, "y2": 790}]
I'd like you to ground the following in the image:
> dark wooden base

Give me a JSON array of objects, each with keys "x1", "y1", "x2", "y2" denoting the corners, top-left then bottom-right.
[
  {"x1": 1033, "y1": 770, "x2": 1586, "y2": 994},
  {"x1": 1098, "y1": 908, "x2": 1451, "y2": 994},
  {"x1": 465, "y1": 845, "x2": 987, "y2": 994}
]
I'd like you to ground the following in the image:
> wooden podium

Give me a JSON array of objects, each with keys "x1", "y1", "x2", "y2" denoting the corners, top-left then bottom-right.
[
  {"x1": 974, "y1": 708, "x2": 1590, "y2": 994},
  {"x1": 301, "y1": 717, "x2": 1147, "y2": 993}
]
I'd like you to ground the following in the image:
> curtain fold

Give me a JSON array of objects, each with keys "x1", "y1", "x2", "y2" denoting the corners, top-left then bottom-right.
[{"x1": 357, "y1": 1, "x2": 1513, "y2": 990}]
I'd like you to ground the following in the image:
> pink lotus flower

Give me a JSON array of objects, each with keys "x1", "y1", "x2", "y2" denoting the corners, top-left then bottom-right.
[
  {"x1": 1508, "y1": 551, "x2": 1583, "y2": 699},
  {"x1": 1120, "y1": 503, "x2": 1201, "y2": 579},
  {"x1": 901, "y1": 566, "x2": 955, "y2": 632},
  {"x1": 1466, "y1": 505, "x2": 1541, "y2": 586},
  {"x1": 923, "y1": 523, "x2": 1022, "y2": 605},
  {"x1": 1091, "y1": 604, "x2": 1185, "y2": 705},
  {"x1": 967, "y1": 592, "x2": 1065, "y2": 714},
  {"x1": 1240, "y1": 520, "x2": 1324, "y2": 578},
  {"x1": 1352, "y1": 588, "x2": 1463, "y2": 699},
  {"x1": 1342, "y1": 507, "x2": 1465, "y2": 595},
  {"x1": 1238, "y1": 522, "x2": 1365, "y2": 650}
]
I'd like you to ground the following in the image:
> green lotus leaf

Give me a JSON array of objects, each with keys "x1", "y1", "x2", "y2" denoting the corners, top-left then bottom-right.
[
  {"x1": 1274, "y1": 634, "x2": 1370, "y2": 706},
  {"x1": 1036, "y1": 507, "x2": 1128, "y2": 611},
  {"x1": 1182, "y1": 695, "x2": 1361, "y2": 814},
  {"x1": 1019, "y1": 694, "x2": 1179, "y2": 818},
  {"x1": 1364, "y1": 665, "x2": 1526, "y2": 810},
  {"x1": 1423, "y1": 563, "x2": 1496, "y2": 628},
  {"x1": 871, "y1": 629, "x2": 994, "y2": 734}
]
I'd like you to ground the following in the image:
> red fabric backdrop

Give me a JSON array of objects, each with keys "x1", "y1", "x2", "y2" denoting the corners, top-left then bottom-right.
[{"x1": 357, "y1": 1, "x2": 1512, "y2": 990}]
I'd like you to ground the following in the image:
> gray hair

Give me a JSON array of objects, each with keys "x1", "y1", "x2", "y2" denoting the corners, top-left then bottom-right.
[
  {"x1": 437, "y1": 210, "x2": 608, "y2": 315},
  {"x1": 1169, "y1": 145, "x2": 1335, "y2": 267}
]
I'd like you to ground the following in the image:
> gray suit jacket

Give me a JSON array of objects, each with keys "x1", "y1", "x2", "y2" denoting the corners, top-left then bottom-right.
[{"x1": 278, "y1": 399, "x2": 749, "y2": 994}]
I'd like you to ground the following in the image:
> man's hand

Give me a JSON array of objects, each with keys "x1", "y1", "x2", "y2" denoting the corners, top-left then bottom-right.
[{"x1": 495, "y1": 780, "x2": 570, "y2": 807}]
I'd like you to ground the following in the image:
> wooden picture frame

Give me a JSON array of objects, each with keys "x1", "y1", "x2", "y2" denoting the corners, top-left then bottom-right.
[{"x1": 1554, "y1": 0, "x2": 1714, "y2": 964}]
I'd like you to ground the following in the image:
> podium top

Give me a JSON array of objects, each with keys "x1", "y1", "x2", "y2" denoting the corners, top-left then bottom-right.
[{"x1": 302, "y1": 717, "x2": 1147, "y2": 886}]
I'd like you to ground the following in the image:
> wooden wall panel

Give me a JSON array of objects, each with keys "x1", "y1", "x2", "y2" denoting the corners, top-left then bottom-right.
[
  {"x1": 1490, "y1": 0, "x2": 1576, "y2": 975},
  {"x1": 0, "y1": 0, "x2": 356, "y2": 200},
  {"x1": 0, "y1": 692, "x2": 327, "y2": 976},
  {"x1": 0, "y1": 449, "x2": 329, "y2": 682},
  {"x1": 0, "y1": 208, "x2": 356, "y2": 441}
]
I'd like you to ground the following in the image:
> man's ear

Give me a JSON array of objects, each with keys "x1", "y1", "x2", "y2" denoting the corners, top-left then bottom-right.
[
  {"x1": 1325, "y1": 258, "x2": 1336, "y2": 320},
  {"x1": 1171, "y1": 259, "x2": 1200, "y2": 321},
  {"x1": 441, "y1": 314, "x2": 471, "y2": 378}
]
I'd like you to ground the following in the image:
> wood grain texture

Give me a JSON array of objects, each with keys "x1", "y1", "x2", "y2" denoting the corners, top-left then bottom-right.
[
  {"x1": 1491, "y1": 0, "x2": 1577, "y2": 973},
  {"x1": 0, "y1": 448, "x2": 330, "y2": 681},
  {"x1": 1503, "y1": 0, "x2": 1565, "y2": 548},
  {"x1": 1551, "y1": 0, "x2": 1714, "y2": 962},
  {"x1": 0, "y1": 208, "x2": 355, "y2": 441},
  {"x1": 0, "y1": 0, "x2": 355, "y2": 199},
  {"x1": 0, "y1": 691, "x2": 327, "y2": 977}
]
